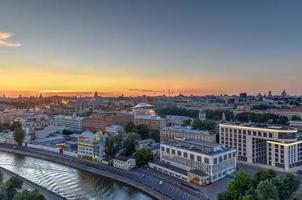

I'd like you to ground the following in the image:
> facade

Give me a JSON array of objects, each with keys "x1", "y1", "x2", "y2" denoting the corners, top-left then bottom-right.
[
  {"x1": 149, "y1": 138, "x2": 236, "y2": 185},
  {"x1": 165, "y1": 115, "x2": 193, "y2": 126},
  {"x1": 105, "y1": 124, "x2": 124, "y2": 135},
  {"x1": 54, "y1": 115, "x2": 83, "y2": 132},
  {"x1": 83, "y1": 112, "x2": 133, "y2": 131},
  {"x1": 134, "y1": 115, "x2": 166, "y2": 130},
  {"x1": 132, "y1": 103, "x2": 155, "y2": 118},
  {"x1": 112, "y1": 156, "x2": 136, "y2": 170},
  {"x1": 160, "y1": 126, "x2": 216, "y2": 143},
  {"x1": 77, "y1": 130, "x2": 107, "y2": 161},
  {"x1": 219, "y1": 123, "x2": 302, "y2": 171},
  {"x1": 269, "y1": 106, "x2": 302, "y2": 120}
]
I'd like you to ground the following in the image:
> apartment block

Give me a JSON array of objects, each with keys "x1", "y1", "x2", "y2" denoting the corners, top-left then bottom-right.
[
  {"x1": 149, "y1": 138, "x2": 236, "y2": 185},
  {"x1": 160, "y1": 126, "x2": 216, "y2": 143},
  {"x1": 219, "y1": 123, "x2": 302, "y2": 171}
]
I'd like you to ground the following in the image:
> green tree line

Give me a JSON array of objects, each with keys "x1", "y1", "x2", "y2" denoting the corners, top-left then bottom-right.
[{"x1": 218, "y1": 169, "x2": 299, "y2": 200}]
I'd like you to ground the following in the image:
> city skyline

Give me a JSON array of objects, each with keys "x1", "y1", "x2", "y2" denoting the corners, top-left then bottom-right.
[{"x1": 1, "y1": 1, "x2": 302, "y2": 97}]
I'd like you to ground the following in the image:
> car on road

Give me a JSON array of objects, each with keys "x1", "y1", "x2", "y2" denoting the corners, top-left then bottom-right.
[{"x1": 159, "y1": 181, "x2": 163, "y2": 185}]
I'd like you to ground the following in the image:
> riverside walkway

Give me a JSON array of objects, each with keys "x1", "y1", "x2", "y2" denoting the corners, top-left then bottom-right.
[{"x1": 0, "y1": 144, "x2": 208, "y2": 200}]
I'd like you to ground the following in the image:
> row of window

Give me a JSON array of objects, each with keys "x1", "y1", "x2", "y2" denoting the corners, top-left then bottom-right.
[{"x1": 221, "y1": 128, "x2": 274, "y2": 138}]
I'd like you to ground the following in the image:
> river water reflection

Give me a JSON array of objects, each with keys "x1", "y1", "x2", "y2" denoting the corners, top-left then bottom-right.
[{"x1": 0, "y1": 151, "x2": 153, "y2": 200}]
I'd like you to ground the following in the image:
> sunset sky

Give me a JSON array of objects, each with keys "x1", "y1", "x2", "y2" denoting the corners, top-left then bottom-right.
[{"x1": 1, "y1": 0, "x2": 302, "y2": 97}]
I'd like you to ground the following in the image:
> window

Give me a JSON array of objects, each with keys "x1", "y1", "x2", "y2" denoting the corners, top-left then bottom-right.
[
  {"x1": 172, "y1": 149, "x2": 176, "y2": 154},
  {"x1": 269, "y1": 133, "x2": 272, "y2": 138},
  {"x1": 197, "y1": 156, "x2": 202, "y2": 161},
  {"x1": 166, "y1": 148, "x2": 170, "y2": 153},
  {"x1": 190, "y1": 154, "x2": 194, "y2": 160},
  {"x1": 204, "y1": 157, "x2": 209, "y2": 164},
  {"x1": 177, "y1": 151, "x2": 181, "y2": 156},
  {"x1": 184, "y1": 152, "x2": 188, "y2": 158},
  {"x1": 214, "y1": 158, "x2": 217, "y2": 164},
  {"x1": 161, "y1": 147, "x2": 165, "y2": 152}
]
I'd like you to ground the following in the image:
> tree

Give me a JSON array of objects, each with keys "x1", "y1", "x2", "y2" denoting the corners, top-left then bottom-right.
[
  {"x1": 125, "y1": 122, "x2": 136, "y2": 132},
  {"x1": 10, "y1": 121, "x2": 22, "y2": 131},
  {"x1": 271, "y1": 176, "x2": 287, "y2": 200},
  {"x1": 182, "y1": 119, "x2": 192, "y2": 126},
  {"x1": 6, "y1": 176, "x2": 23, "y2": 200},
  {"x1": 135, "y1": 148, "x2": 154, "y2": 166},
  {"x1": 105, "y1": 133, "x2": 123, "y2": 159},
  {"x1": 227, "y1": 173, "x2": 253, "y2": 199},
  {"x1": 256, "y1": 180, "x2": 279, "y2": 200},
  {"x1": 13, "y1": 189, "x2": 46, "y2": 200},
  {"x1": 254, "y1": 169, "x2": 276, "y2": 184},
  {"x1": 13, "y1": 128, "x2": 25, "y2": 146},
  {"x1": 62, "y1": 129, "x2": 73, "y2": 135},
  {"x1": 217, "y1": 191, "x2": 232, "y2": 200},
  {"x1": 283, "y1": 173, "x2": 299, "y2": 197},
  {"x1": 149, "y1": 129, "x2": 160, "y2": 142},
  {"x1": 123, "y1": 133, "x2": 140, "y2": 156},
  {"x1": 192, "y1": 119, "x2": 216, "y2": 130},
  {"x1": 136, "y1": 124, "x2": 149, "y2": 139}
]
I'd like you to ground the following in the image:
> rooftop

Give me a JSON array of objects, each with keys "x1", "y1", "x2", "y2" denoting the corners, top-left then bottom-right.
[
  {"x1": 220, "y1": 123, "x2": 297, "y2": 131},
  {"x1": 134, "y1": 115, "x2": 164, "y2": 120},
  {"x1": 80, "y1": 130, "x2": 95, "y2": 138},
  {"x1": 132, "y1": 103, "x2": 154, "y2": 109},
  {"x1": 162, "y1": 138, "x2": 232, "y2": 155},
  {"x1": 165, "y1": 115, "x2": 192, "y2": 120},
  {"x1": 162, "y1": 126, "x2": 211, "y2": 135}
]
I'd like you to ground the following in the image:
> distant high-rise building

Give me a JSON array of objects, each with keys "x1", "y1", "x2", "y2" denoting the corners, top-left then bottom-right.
[
  {"x1": 281, "y1": 89, "x2": 287, "y2": 97},
  {"x1": 268, "y1": 91, "x2": 272, "y2": 97}
]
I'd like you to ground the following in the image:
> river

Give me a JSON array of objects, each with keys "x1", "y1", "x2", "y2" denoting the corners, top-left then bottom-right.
[{"x1": 0, "y1": 151, "x2": 153, "y2": 200}]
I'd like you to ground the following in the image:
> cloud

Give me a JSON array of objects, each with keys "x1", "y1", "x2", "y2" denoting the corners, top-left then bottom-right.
[
  {"x1": 128, "y1": 88, "x2": 163, "y2": 93},
  {"x1": 0, "y1": 32, "x2": 21, "y2": 47}
]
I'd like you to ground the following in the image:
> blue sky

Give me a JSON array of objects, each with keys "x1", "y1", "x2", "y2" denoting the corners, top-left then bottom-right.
[{"x1": 0, "y1": 0, "x2": 302, "y2": 96}]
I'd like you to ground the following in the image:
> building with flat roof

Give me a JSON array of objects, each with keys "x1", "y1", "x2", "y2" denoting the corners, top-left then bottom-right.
[
  {"x1": 54, "y1": 115, "x2": 83, "y2": 132},
  {"x1": 269, "y1": 106, "x2": 302, "y2": 120},
  {"x1": 219, "y1": 123, "x2": 302, "y2": 171},
  {"x1": 134, "y1": 115, "x2": 166, "y2": 130},
  {"x1": 160, "y1": 126, "x2": 216, "y2": 143},
  {"x1": 149, "y1": 138, "x2": 236, "y2": 185},
  {"x1": 83, "y1": 111, "x2": 133, "y2": 131}
]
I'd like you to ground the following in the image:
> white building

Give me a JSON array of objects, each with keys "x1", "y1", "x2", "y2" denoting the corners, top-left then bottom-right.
[
  {"x1": 113, "y1": 156, "x2": 136, "y2": 170},
  {"x1": 149, "y1": 138, "x2": 236, "y2": 185},
  {"x1": 54, "y1": 115, "x2": 84, "y2": 132},
  {"x1": 105, "y1": 124, "x2": 124, "y2": 135},
  {"x1": 219, "y1": 123, "x2": 302, "y2": 171},
  {"x1": 160, "y1": 126, "x2": 216, "y2": 143},
  {"x1": 132, "y1": 103, "x2": 155, "y2": 118},
  {"x1": 269, "y1": 106, "x2": 302, "y2": 120}
]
